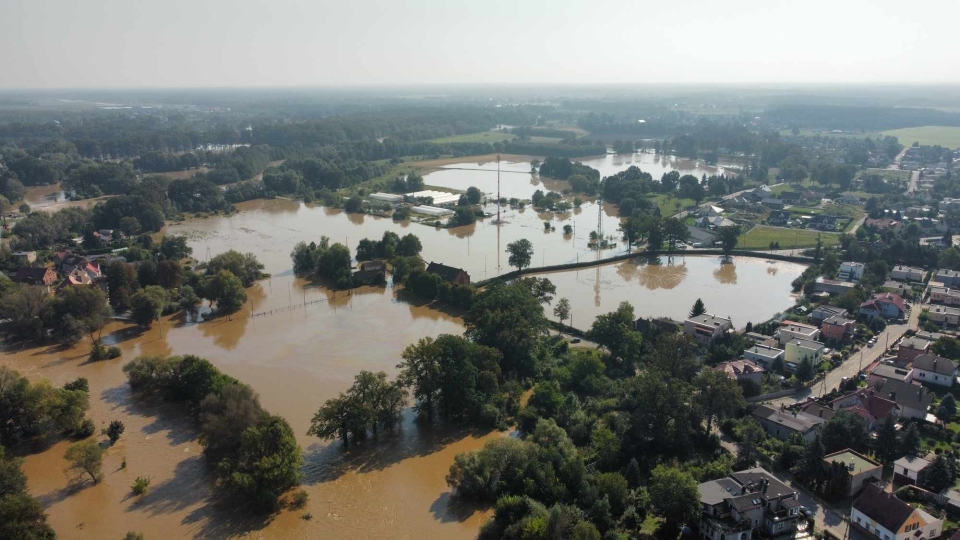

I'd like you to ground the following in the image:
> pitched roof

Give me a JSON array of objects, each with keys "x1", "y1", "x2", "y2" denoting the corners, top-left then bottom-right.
[
  {"x1": 860, "y1": 292, "x2": 906, "y2": 313},
  {"x1": 753, "y1": 405, "x2": 825, "y2": 434},
  {"x1": 716, "y1": 358, "x2": 766, "y2": 379},
  {"x1": 426, "y1": 262, "x2": 468, "y2": 282},
  {"x1": 14, "y1": 266, "x2": 52, "y2": 282},
  {"x1": 875, "y1": 379, "x2": 933, "y2": 412},
  {"x1": 812, "y1": 305, "x2": 847, "y2": 318},
  {"x1": 853, "y1": 483, "x2": 917, "y2": 533},
  {"x1": 912, "y1": 354, "x2": 958, "y2": 375}
]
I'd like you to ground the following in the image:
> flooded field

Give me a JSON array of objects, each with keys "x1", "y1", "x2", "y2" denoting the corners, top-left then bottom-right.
[
  {"x1": 8, "y1": 158, "x2": 783, "y2": 540},
  {"x1": 421, "y1": 151, "x2": 742, "y2": 200},
  {"x1": 533, "y1": 255, "x2": 804, "y2": 329},
  {"x1": 23, "y1": 184, "x2": 111, "y2": 212}
]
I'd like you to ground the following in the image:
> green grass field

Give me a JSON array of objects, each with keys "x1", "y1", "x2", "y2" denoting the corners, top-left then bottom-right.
[
  {"x1": 781, "y1": 129, "x2": 882, "y2": 139},
  {"x1": 739, "y1": 225, "x2": 840, "y2": 250},
  {"x1": 882, "y1": 126, "x2": 960, "y2": 149},
  {"x1": 429, "y1": 132, "x2": 516, "y2": 144},
  {"x1": 647, "y1": 194, "x2": 696, "y2": 217},
  {"x1": 857, "y1": 168, "x2": 911, "y2": 181}
]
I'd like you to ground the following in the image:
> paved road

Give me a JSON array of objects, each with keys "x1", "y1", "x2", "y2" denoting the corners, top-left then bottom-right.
[
  {"x1": 770, "y1": 304, "x2": 920, "y2": 407},
  {"x1": 908, "y1": 170, "x2": 921, "y2": 194}
]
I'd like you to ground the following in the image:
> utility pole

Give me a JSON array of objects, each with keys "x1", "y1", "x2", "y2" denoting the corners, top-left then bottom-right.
[{"x1": 496, "y1": 153, "x2": 501, "y2": 225}]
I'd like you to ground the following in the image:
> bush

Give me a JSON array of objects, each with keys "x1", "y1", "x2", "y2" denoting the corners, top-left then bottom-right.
[
  {"x1": 290, "y1": 489, "x2": 309, "y2": 509},
  {"x1": 132, "y1": 476, "x2": 151, "y2": 496},
  {"x1": 105, "y1": 420, "x2": 125, "y2": 444},
  {"x1": 76, "y1": 418, "x2": 96, "y2": 438}
]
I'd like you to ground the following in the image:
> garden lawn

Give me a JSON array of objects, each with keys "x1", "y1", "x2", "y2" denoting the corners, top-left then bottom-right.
[
  {"x1": 739, "y1": 226, "x2": 840, "y2": 250},
  {"x1": 647, "y1": 194, "x2": 696, "y2": 217}
]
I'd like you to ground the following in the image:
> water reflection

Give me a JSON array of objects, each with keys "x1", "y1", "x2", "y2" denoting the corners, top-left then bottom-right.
[{"x1": 713, "y1": 261, "x2": 738, "y2": 284}]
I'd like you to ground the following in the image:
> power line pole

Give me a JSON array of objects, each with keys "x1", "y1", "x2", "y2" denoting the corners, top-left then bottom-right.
[{"x1": 496, "y1": 153, "x2": 501, "y2": 225}]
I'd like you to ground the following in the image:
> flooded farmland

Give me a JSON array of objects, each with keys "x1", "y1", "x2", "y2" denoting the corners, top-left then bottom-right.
[{"x1": 7, "y1": 157, "x2": 795, "y2": 540}]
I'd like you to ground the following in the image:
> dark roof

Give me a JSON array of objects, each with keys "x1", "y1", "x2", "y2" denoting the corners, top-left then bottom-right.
[
  {"x1": 762, "y1": 198, "x2": 784, "y2": 205},
  {"x1": 426, "y1": 262, "x2": 468, "y2": 282},
  {"x1": 769, "y1": 210, "x2": 791, "y2": 220},
  {"x1": 781, "y1": 191, "x2": 802, "y2": 201},
  {"x1": 875, "y1": 379, "x2": 933, "y2": 412},
  {"x1": 853, "y1": 483, "x2": 916, "y2": 533},
  {"x1": 360, "y1": 260, "x2": 385, "y2": 271},
  {"x1": 352, "y1": 269, "x2": 384, "y2": 284},
  {"x1": 728, "y1": 494, "x2": 763, "y2": 512},
  {"x1": 729, "y1": 467, "x2": 794, "y2": 499},
  {"x1": 809, "y1": 214, "x2": 837, "y2": 224},
  {"x1": 913, "y1": 354, "x2": 958, "y2": 375},
  {"x1": 14, "y1": 266, "x2": 52, "y2": 282},
  {"x1": 812, "y1": 305, "x2": 848, "y2": 318}
]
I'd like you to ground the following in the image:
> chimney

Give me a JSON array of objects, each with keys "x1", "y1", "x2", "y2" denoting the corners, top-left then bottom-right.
[{"x1": 761, "y1": 479, "x2": 769, "y2": 494}]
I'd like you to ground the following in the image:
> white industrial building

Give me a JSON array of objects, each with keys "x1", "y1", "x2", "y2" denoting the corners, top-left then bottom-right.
[
  {"x1": 407, "y1": 190, "x2": 461, "y2": 206},
  {"x1": 411, "y1": 205, "x2": 454, "y2": 216},
  {"x1": 369, "y1": 193, "x2": 404, "y2": 204}
]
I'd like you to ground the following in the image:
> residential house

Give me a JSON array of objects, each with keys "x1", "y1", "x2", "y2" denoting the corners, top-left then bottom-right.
[
  {"x1": 911, "y1": 354, "x2": 958, "y2": 388},
  {"x1": 744, "y1": 344, "x2": 785, "y2": 369},
  {"x1": 836, "y1": 194, "x2": 863, "y2": 205},
  {"x1": 851, "y1": 484, "x2": 942, "y2": 540},
  {"x1": 359, "y1": 260, "x2": 386, "y2": 272},
  {"x1": 697, "y1": 216, "x2": 737, "y2": 229},
  {"x1": 934, "y1": 269, "x2": 960, "y2": 288},
  {"x1": 780, "y1": 191, "x2": 803, "y2": 205},
  {"x1": 890, "y1": 265, "x2": 925, "y2": 282},
  {"x1": 814, "y1": 277, "x2": 856, "y2": 295},
  {"x1": 743, "y1": 190, "x2": 765, "y2": 203},
  {"x1": 752, "y1": 404, "x2": 825, "y2": 442},
  {"x1": 768, "y1": 210, "x2": 791, "y2": 226},
  {"x1": 803, "y1": 190, "x2": 825, "y2": 202},
  {"x1": 865, "y1": 218, "x2": 903, "y2": 233},
  {"x1": 859, "y1": 293, "x2": 907, "y2": 320},
  {"x1": 352, "y1": 268, "x2": 385, "y2": 286},
  {"x1": 840, "y1": 262, "x2": 866, "y2": 282},
  {"x1": 810, "y1": 306, "x2": 849, "y2": 326},
  {"x1": 929, "y1": 287, "x2": 960, "y2": 306},
  {"x1": 777, "y1": 321, "x2": 820, "y2": 346},
  {"x1": 827, "y1": 388, "x2": 899, "y2": 429},
  {"x1": 873, "y1": 379, "x2": 933, "y2": 420},
  {"x1": 821, "y1": 315, "x2": 856, "y2": 342},
  {"x1": 12, "y1": 251, "x2": 37, "y2": 264},
  {"x1": 824, "y1": 450, "x2": 882, "y2": 497},
  {"x1": 898, "y1": 337, "x2": 932, "y2": 363},
  {"x1": 762, "y1": 198, "x2": 785, "y2": 210},
  {"x1": 808, "y1": 214, "x2": 838, "y2": 231},
  {"x1": 684, "y1": 314, "x2": 734, "y2": 345},
  {"x1": 881, "y1": 281, "x2": 912, "y2": 299},
  {"x1": 701, "y1": 205, "x2": 725, "y2": 217},
  {"x1": 716, "y1": 359, "x2": 765, "y2": 386},
  {"x1": 697, "y1": 468, "x2": 807, "y2": 540},
  {"x1": 13, "y1": 266, "x2": 57, "y2": 286},
  {"x1": 425, "y1": 262, "x2": 471, "y2": 285},
  {"x1": 892, "y1": 456, "x2": 930, "y2": 486},
  {"x1": 868, "y1": 364, "x2": 914, "y2": 387},
  {"x1": 784, "y1": 338, "x2": 825, "y2": 368},
  {"x1": 927, "y1": 305, "x2": 960, "y2": 326}
]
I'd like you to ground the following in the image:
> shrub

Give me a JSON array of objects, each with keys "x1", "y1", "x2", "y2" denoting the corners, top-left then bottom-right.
[
  {"x1": 76, "y1": 418, "x2": 96, "y2": 438},
  {"x1": 105, "y1": 420, "x2": 125, "y2": 444},
  {"x1": 132, "y1": 476, "x2": 151, "y2": 496},
  {"x1": 290, "y1": 489, "x2": 309, "y2": 509}
]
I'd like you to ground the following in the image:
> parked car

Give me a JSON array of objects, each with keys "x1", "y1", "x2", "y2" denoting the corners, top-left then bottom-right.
[{"x1": 571, "y1": 338, "x2": 581, "y2": 344}]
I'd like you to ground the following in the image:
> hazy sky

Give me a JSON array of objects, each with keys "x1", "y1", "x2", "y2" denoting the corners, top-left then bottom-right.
[{"x1": 2, "y1": 0, "x2": 957, "y2": 89}]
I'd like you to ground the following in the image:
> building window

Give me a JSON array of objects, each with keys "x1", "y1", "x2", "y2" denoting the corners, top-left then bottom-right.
[
  {"x1": 885, "y1": 536, "x2": 890, "y2": 540},
  {"x1": 856, "y1": 517, "x2": 861, "y2": 525}
]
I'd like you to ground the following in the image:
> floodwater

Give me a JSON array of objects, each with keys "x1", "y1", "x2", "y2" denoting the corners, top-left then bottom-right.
[
  {"x1": 7, "y1": 189, "x2": 792, "y2": 540},
  {"x1": 23, "y1": 184, "x2": 111, "y2": 212},
  {"x1": 421, "y1": 152, "x2": 742, "y2": 201},
  {"x1": 532, "y1": 255, "x2": 804, "y2": 329}
]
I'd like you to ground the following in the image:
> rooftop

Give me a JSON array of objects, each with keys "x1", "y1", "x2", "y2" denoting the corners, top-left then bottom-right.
[
  {"x1": 853, "y1": 484, "x2": 918, "y2": 533},
  {"x1": 912, "y1": 354, "x2": 958, "y2": 375},
  {"x1": 893, "y1": 455, "x2": 930, "y2": 473},
  {"x1": 687, "y1": 314, "x2": 733, "y2": 327},
  {"x1": 870, "y1": 364, "x2": 913, "y2": 381},
  {"x1": 753, "y1": 405, "x2": 825, "y2": 434},
  {"x1": 746, "y1": 344, "x2": 784, "y2": 358},
  {"x1": 824, "y1": 449, "x2": 881, "y2": 475}
]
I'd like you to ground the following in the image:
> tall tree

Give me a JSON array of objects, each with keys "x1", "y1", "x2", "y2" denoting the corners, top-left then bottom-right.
[
  {"x1": 553, "y1": 298, "x2": 571, "y2": 332},
  {"x1": 690, "y1": 298, "x2": 706, "y2": 317},
  {"x1": 506, "y1": 239, "x2": 534, "y2": 271},
  {"x1": 648, "y1": 465, "x2": 700, "y2": 534},
  {"x1": 717, "y1": 225, "x2": 741, "y2": 256},
  {"x1": 695, "y1": 368, "x2": 745, "y2": 432},
  {"x1": 899, "y1": 423, "x2": 922, "y2": 457}
]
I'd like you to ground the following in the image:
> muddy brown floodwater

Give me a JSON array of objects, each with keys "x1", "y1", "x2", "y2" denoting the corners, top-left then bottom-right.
[{"x1": 7, "y1": 168, "x2": 791, "y2": 540}]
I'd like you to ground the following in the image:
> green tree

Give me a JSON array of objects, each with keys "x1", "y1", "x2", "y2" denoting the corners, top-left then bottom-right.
[
  {"x1": 506, "y1": 239, "x2": 534, "y2": 271},
  {"x1": 200, "y1": 383, "x2": 265, "y2": 461},
  {"x1": 466, "y1": 186, "x2": 482, "y2": 204},
  {"x1": 465, "y1": 280, "x2": 549, "y2": 378},
  {"x1": 207, "y1": 270, "x2": 247, "y2": 314},
  {"x1": 900, "y1": 423, "x2": 922, "y2": 456},
  {"x1": 794, "y1": 433, "x2": 827, "y2": 490},
  {"x1": 663, "y1": 217, "x2": 690, "y2": 249},
  {"x1": 795, "y1": 356, "x2": 815, "y2": 382},
  {"x1": 105, "y1": 420, "x2": 125, "y2": 445},
  {"x1": 397, "y1": 234, "x2": 423, "y2": 256},
  {"x1": 0, "y1": 446, "x2": 56, "y2": 540},
  {"x1": 875, "y1": 415, "x2": 899, "y2": 464},
  {"x1": 205, "y1": 250, "x2": 264, "y2": 287},
  {"x1": 553, "y1": 297, "x2": 571, "y2": 331},
  {"x1": 47, "y1": 284, "x2": 112, "y2": 348},
  {"x1": 130, "y1": 286, "x2": 167, "y2": 327},
  {"x1": 587, "y1": 302, "x2": 643, "y2": 369},
  {"x1": 591, "y1": 424, "x2": 621, "y2": 471},
  {"x1": 344, "y1": 197, "x2": 363, "y2": 213},
  {"x1": 694, "y1": 368, "x2": 745, "y2": 432},
  {"x1": 0, "y1": 285, "x2": 49, "y2": 341},
  {"x1": 216, "y1": 415, "x2": 302, "y2": 510},
  {"x1": 938, "y1": 394, "x2": 957, "y2": 420},
  {"x1": 64, "y1": 439, "x2": 104, "y2": 484},
  {"x1": 648, "y1": 465, "x2": 699, "y2": 533},
  {"x1": 923, "y1": 454, "x2": 957, "y2": 493},
  {"x1": 717, "y1": 225, "x2": 741, "y2": 255},
  {"x1": 451, "y1": 206, "x2": 476, "y2": 226},
  {"x1": 689, "y1": 298, "x2": 706, "y2": 317},
  {"x1": 160, "y1": 235, "x2": 192, "y2": 260},
  {"x1": 735, "y1": 418, "x2": 767, "y2": 469}
]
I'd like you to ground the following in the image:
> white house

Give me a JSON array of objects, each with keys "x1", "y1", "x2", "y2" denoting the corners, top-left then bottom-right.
[
  {"x1": 840, "y1": 262, "x2": 865, "y2": 282},
  {"x1": 777, "y1": 321, "x2": 821, "y2": 346},
  {"x1": 892, "y1": 456, "x2": 930, "y2": 486},
  {"x1": 744, "y1": 344, "x2": 785, "y2": 368},
  {"x1": 890, "y1": 265, "x2": 924, "y2": 282},
  {"x1": 911, "y1": 354, "x2": 958, "y2": 388},
  {"x1": 852, "y1": 484, "x2": 942, "y2": 540},
  {"x1": 684, "y1": 314, "x2": 734, "y2": 345}
]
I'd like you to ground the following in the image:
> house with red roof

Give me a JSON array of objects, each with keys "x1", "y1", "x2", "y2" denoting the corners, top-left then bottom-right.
[
  {"x1": 14, "y1": 266, "x2": 57, "y2": 287},
  {"x1": 859, "y1": 292, "x2": 907, "y2": 320}
]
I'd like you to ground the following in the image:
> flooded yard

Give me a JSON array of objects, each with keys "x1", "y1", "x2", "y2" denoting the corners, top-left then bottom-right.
[
  {"x1": 532, "y1": 255, "x2": 804, "y2": 329},
  {"x1": 7, "y1": 157, "x2": 776, "y2": 540}
]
